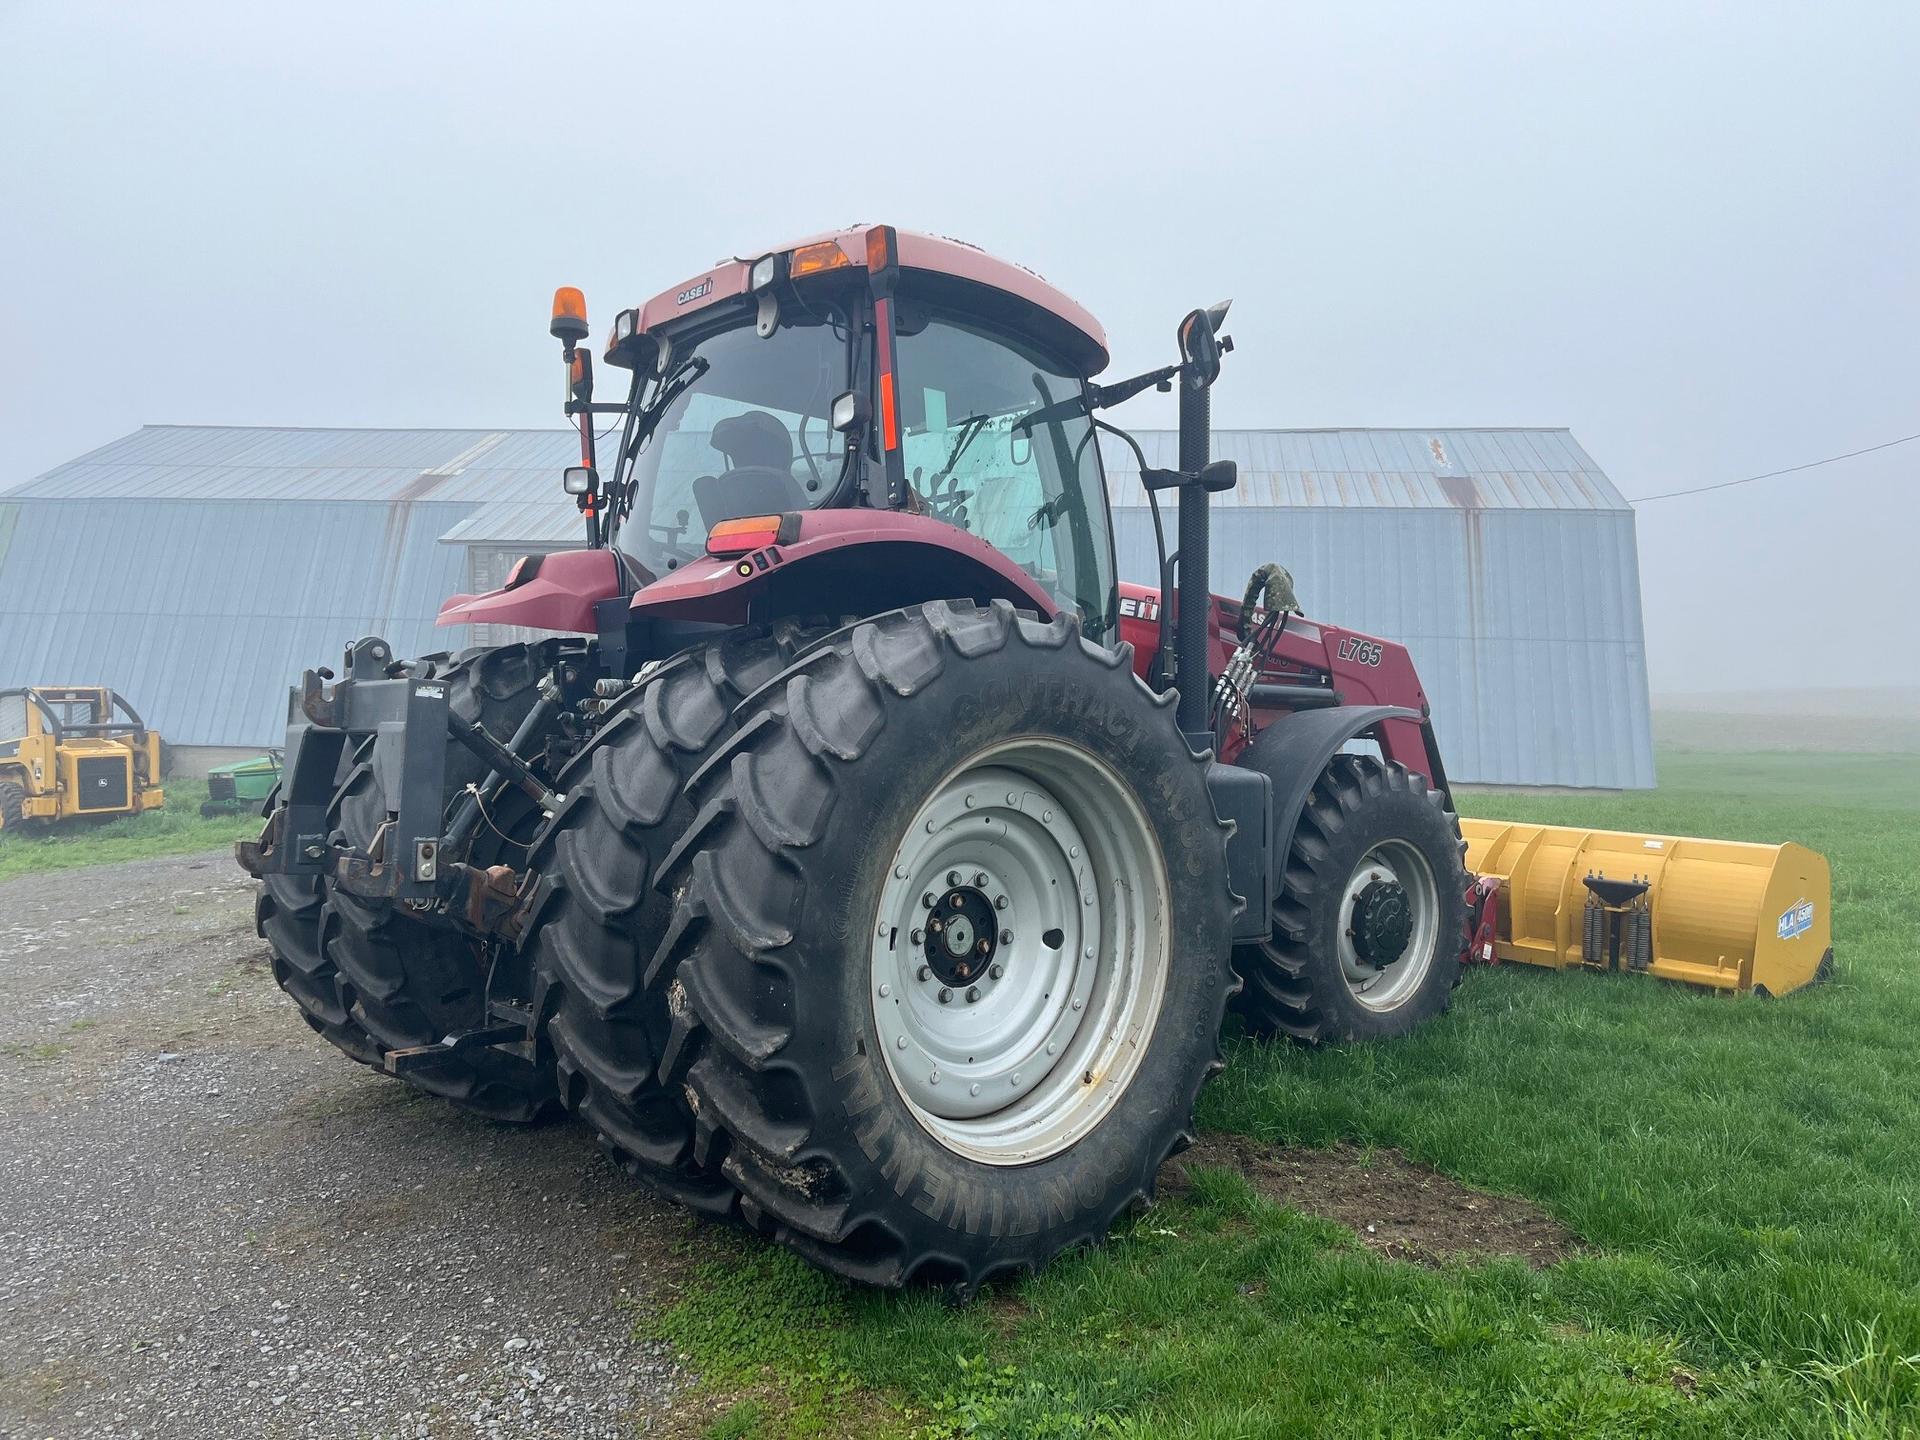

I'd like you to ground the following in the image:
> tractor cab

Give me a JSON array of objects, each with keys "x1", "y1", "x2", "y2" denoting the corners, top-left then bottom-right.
[{"x1": 559, "y1": 227, "x2": 1124, "y2": 640}]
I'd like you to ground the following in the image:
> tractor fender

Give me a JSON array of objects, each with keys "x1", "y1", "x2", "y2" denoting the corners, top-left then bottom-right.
[
  {"x1": 437, "y1": 549, "x2": 622, "y2": 634},
  {"x1": 1235, "y1": 704, "x2": 1424, "y2": 896},
  {"x1": 626, "y1": 511, "x2": 1059, "y2": 626}
]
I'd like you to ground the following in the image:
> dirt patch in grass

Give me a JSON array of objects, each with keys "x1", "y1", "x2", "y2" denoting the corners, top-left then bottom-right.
[{"x1": 1167, "y1": 1135, "x2": 1577, "y2": 1267}]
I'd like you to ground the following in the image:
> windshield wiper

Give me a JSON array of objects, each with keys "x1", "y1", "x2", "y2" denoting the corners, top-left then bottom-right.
[
  {"x1": 623, "y1": 356, "x2": 710, "y2": 466},
  {"x1": 929, "y1": 412, "x2": 993, "y2": 490}
]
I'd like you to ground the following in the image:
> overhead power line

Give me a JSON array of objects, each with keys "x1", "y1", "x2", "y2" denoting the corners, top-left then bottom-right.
[{"x1": 1631, "y1": 432, "x2": 1920, "y2": 503}]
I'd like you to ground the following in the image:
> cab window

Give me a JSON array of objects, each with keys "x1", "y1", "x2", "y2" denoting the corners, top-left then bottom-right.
[{"x1": 894, "y1": 312, "x2": 1116, "y2": 638}]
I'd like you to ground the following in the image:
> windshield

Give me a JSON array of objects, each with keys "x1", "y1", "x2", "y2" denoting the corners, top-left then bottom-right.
[
  {"x1": 895, "y1": 311, "x2": 1117, "y2": 637},
  {"x1": 616, "y1": 315, "x2": 850, "y2": 572}
]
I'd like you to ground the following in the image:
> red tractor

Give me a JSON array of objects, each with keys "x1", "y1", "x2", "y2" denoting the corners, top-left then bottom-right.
[{"x1": 240, "y1": 226, "x2": 1467, "y2": 1291}]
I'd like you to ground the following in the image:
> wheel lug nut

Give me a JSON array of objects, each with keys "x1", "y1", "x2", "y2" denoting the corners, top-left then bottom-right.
[
  {"x1": 922, "y1": 892, "x2": 935, "y2": 909},
  {"x1": 976, "y1": 939, "x2": 991, "y2": 956},
  {"x1": 917, "y1": 965, "x2": 932, "y2": 982},
  {"x1": 994, "y1": 894, "x2": 1008, "y2": 910},
  {"x1": 911, "y1": 928, "x2": 924, "y2": 944},
  {"x1": 989, "y1": 963, "x2": 1004, "y2": 980},
  {"x1": 966, "y1": 986, "x2": 980, "y2": 1003},
  {"x1": 973, "y1": 871, "x2": 988, "y2": 887},
  {"x1": 928, "y1": 918, "x2": 943, "y2": 933},
  {"x1": 947, "y1": 870, "x2": 962, "y2": 886},
  {"x1": 938, "y1": 987, "x2": 952, "y2": 1004},
  {"x1": 1000, "y1": 929, "x2": 1013, "y2": 945}
]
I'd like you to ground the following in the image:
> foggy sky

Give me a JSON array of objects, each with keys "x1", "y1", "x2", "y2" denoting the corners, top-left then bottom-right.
[{"x1": 2, "y1": 0, "x2": 1914, "y2": 694}]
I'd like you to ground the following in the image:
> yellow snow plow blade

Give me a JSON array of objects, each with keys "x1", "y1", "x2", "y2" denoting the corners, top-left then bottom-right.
[{"x1": 1461, "y1": 819, "x2": 1833, "y2": 997}]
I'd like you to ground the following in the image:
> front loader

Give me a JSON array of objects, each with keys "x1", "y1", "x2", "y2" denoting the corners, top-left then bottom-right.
[{"x1": 240, "y1": 226, "x2": 1829, "y2": 1291}]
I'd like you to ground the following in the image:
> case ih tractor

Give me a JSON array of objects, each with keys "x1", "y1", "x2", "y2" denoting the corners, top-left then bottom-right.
[{"x1": 237, "y1": 226, "x2": 1526, "y2": 1289}]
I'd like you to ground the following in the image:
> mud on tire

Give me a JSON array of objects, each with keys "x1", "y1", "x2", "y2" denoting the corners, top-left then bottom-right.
[
  {"x1": 650, "y1": 601, "x2": 1237, "y2": 1293},
  {"x1": 1235, "y1": 753, "x2": 1468, "y2": 1043},
  {"x1": 524, "y1": 621, "x2": 831, "y2": 1214}
]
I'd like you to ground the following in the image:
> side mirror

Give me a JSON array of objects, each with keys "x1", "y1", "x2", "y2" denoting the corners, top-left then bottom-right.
[
  {"x1": 1177, "y1": 305, "x2": 1226, "y2": 389},
  {"x1": 562, "y1": 465, "x2": 596, "y2": 496},
  {"x1": 830, "y1": 390, "x2": 871, "y2": 434}
]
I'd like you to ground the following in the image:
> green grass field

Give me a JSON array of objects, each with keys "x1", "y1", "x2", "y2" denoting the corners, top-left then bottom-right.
[
  {"x1": 0, "y1": 778, "x2": 261, "y2": 881},
  {"x1": 650, "y1": 750, "x2": 1920, "y2": 1439},
  {"x1": 7, "y1": 747, "x2": 1915, "y2": 1435}
]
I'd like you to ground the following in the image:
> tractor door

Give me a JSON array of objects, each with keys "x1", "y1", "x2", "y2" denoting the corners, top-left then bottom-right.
[{"x1": 892, "y1": 307, "x2": 1119, "y2": 640}]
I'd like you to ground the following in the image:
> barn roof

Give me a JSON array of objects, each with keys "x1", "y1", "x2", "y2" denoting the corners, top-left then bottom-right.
[{"x1": 8, "y1": 423, "x2": 1627, "y2": 518}]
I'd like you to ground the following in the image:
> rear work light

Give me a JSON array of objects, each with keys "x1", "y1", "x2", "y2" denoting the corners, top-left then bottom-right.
[{"x1": 705, "y1": 513, "x2": 800, "y2": 556}]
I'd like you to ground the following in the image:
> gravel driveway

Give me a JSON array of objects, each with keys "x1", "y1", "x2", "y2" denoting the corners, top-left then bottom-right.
[{"x1": 0, "y1": 851, "x2": 696, "y2": 1439}]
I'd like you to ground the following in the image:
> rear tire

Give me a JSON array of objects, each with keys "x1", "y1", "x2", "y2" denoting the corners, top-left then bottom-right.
[
  {"x1": 1235, "y1": 753, "x2": 1467, "y2": 1043},
  {"x1": 524, "y1": 622, "x2": 832, "y2": 1215},
  {"x1": 652, "y1": 602, "x2": 1237, "y2": 1292},
  {"x1": 259, "y1": 871, "x2": 383, "y2": 1068},
  {"x1": 254, "y1": 780, "x2": 383, "y2": 1069},
  {"x1": 320, "y1": 642, "x2": 565, "y2": 1123}
]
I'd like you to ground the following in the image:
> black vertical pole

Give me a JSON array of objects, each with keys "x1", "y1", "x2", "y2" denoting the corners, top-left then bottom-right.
[{"x1": 1175, "y1": 379, "x2": 1211, "y2": 740}]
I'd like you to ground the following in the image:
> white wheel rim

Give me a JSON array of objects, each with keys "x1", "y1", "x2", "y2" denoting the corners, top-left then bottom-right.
[
  {"x1": 869, "y1": 738, "x2": 1171, "y2": 1166},
  {"x1": 1337, "y1": 838, "x2": 1439, "y2": 1012}
]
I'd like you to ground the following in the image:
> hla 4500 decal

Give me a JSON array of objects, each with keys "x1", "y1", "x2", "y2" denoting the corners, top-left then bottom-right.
[{"x1": 1337, "y1": 636, "x2": 1384, "y2": 667}]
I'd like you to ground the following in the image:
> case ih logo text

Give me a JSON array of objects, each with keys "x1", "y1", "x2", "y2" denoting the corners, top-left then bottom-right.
[
  {"x1": 1337, "y1": 636, "x2": 1384, "y2": 667},
  {"x1": 675, "y1": 279, "x2": 714, "y2": 306}
]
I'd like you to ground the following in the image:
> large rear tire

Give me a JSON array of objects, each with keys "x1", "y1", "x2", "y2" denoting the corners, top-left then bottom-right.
[
  {"x1": 524, "y1": 622, "x2": 831, "y2": 1215},
  {"x1": 254, "y1": 777, "x2": 383, "y2": 1068},
  {"x1": 1235, "y1": 753, "x2": 1468, "y2": 1043},
  {"x1": 258, "y1": 870, "x2": 384, "y2": 1068},
  {"x1": 320, "y1": 642, "x2": 565, "y2": 1123},
  {"x1": 652, "y1": 602, "x2": 1237, "y2": 1292}
]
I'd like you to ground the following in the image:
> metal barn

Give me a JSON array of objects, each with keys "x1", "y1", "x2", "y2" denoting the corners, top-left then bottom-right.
[{"x1": 0, "y1": 424, "x2": 1652, "y2": 786}]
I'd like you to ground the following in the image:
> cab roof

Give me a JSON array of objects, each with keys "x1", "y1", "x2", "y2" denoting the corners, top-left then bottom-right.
[{"x1": 631, "y1": 226, "x2": 1110, "y2": 376}]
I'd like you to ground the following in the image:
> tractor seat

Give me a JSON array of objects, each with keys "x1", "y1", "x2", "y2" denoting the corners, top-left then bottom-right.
[{"x1": 694, "y1": 411, "x2": 805, "y2": 529}]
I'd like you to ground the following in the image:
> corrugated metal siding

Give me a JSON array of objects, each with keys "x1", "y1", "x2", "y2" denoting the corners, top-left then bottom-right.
[
  {"x1": 18, "y1": 425, "x2": 1626, "y2": 511},
  {"x1": 441, "y1": 499, "x2": 589, "y2": 546},
  {"x1": 0, "y1": 424, "x2": 1652, "y2": 784},
  {"x1": 0, "y1": 498, "x2": 475, "y2": 746},
  {"x1": 1111, "y1": 503, "x2": 1654, "y2": 787},
  {"x1": 1101, "y1": 429, "x2": 1626, "y2": 511}
]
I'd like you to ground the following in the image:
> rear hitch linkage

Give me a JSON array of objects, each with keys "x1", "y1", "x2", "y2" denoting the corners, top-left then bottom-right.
[{"x1": 236, "y1": 636, "x2": 567, "y2": 942}]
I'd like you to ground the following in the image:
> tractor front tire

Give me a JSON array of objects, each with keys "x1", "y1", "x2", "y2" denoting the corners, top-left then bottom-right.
[
  {"x1": 1235, "y1": 753, "x2": 1468, "y2": 1043},
  {"x1": 652, "y1": 602, "x2": 1237, "y2": 1293},
  {"x1": 0, "y1": 780, "x2": 26, "y2": 832}
]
